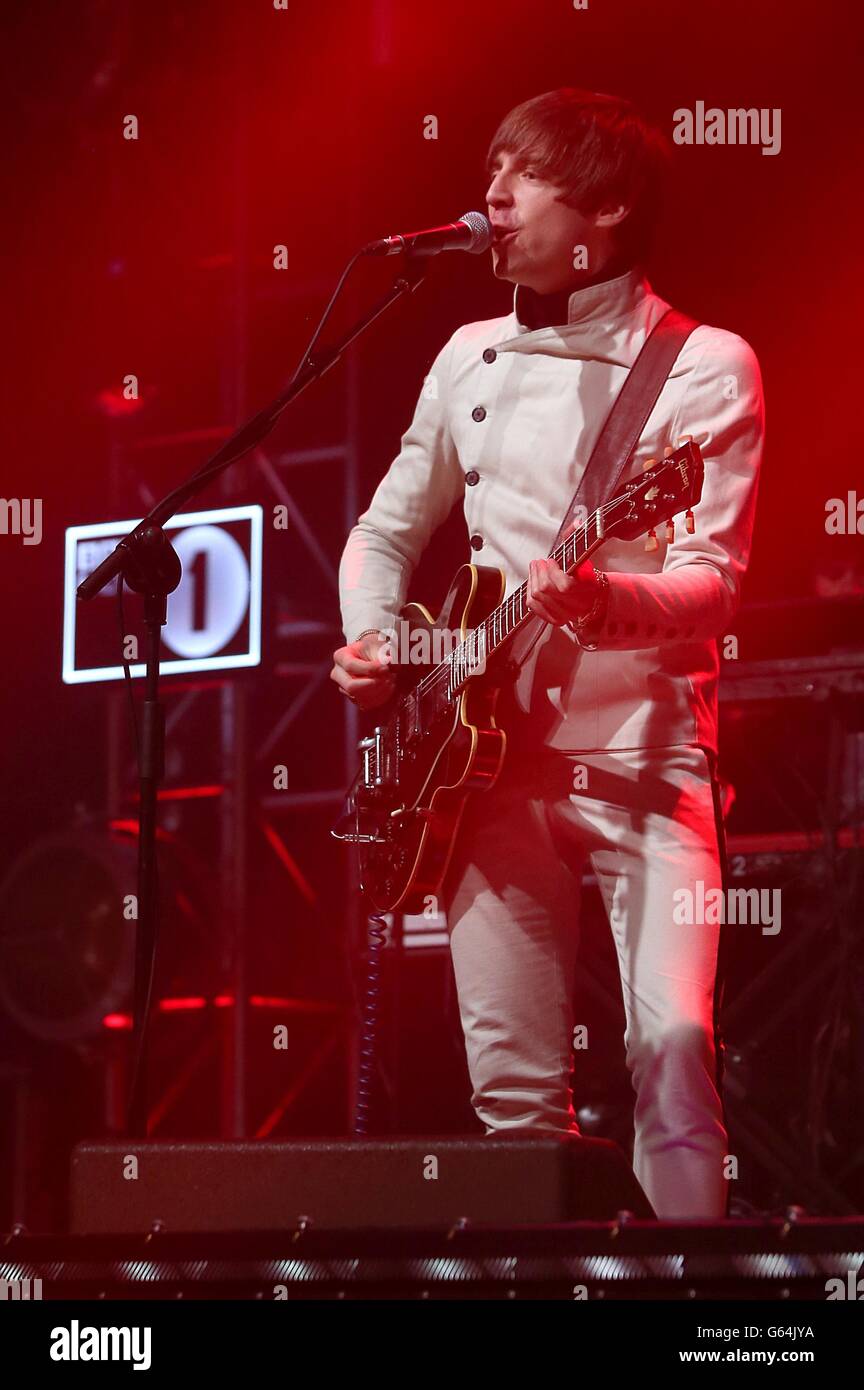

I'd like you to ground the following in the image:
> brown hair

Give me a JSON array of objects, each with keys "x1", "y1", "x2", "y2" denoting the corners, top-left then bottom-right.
[{"x1": 486, "y1": 88, "x2": 672, "y2": 264}]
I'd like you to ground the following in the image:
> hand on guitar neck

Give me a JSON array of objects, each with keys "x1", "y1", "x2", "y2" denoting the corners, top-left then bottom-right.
[{"x1": 526, "y1": 553, "x2": 605, "y2": 628}]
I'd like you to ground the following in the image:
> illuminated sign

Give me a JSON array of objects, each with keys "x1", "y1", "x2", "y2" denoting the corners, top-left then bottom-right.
[{"x1": 63, "y1": 505, "x2": 263, "y2": 684}]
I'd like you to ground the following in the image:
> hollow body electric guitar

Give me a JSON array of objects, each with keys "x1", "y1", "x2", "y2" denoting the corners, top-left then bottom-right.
[{"x1": 332, "y1": 439, "x2": 705, "y2": 912}]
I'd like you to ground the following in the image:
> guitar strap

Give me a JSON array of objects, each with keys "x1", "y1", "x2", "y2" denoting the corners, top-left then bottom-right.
[
  {"x1": 549, "y1": 306, "x2": 701, "y2": 552},
  {"x1": 498, "y1": 304, "x2": 701, "y2": 697}
]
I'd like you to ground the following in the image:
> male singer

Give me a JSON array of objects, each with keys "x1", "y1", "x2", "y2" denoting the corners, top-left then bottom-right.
[{"x1": 331, "y1": 88, "x2": 764, "y2": 1219}]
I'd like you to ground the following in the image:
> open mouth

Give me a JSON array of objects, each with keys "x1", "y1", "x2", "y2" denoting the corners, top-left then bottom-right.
[{"x1": 493, "y1": 229, "x2": 518, "y2": 246}]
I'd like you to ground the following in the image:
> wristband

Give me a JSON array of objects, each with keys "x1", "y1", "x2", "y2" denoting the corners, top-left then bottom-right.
[{"x1": 568, "y1": 570, "x2": 609, "y2": 651}]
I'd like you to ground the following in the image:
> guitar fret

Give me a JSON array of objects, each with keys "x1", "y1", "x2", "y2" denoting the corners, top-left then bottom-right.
[{"x1": 444, "y1": 500, "x2": 619, "y2": 695}]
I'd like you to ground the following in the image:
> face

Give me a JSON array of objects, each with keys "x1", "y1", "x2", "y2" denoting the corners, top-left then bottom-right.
[{"x1": 485, "y1": 148, "x2": 622, "y2": 294}]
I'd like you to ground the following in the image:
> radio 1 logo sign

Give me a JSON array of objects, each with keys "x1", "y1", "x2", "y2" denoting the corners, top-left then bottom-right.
[{"x1": 63, "y1": 505, "x2": 263, "y2": 684}]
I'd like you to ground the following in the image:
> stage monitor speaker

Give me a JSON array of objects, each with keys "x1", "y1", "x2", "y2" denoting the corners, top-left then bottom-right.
[{"x1": 70, "y1": 1135, "x2": 654, "y2": 1232}]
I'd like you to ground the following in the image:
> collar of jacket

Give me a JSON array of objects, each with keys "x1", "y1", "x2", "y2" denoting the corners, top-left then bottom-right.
[{"x1": 511, "y1": 264, "x2": 651, "y2": 335}]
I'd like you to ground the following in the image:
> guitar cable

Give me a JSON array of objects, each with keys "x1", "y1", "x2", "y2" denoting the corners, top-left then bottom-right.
[
  {"x1": 353, "y1": 901, "x2": 388, "y2": 1137},
  {"x1": 351, "y1": 794, "x2": 387, "y2": 1136}
]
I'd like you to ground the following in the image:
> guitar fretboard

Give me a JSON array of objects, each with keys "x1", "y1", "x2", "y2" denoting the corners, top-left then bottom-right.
[{"x1": 421, "y1": 501, "x2": 616, "y2": 705}]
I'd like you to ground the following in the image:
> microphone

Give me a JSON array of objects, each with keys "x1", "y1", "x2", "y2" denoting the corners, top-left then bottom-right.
[{"x1": 363, "y1": 211, "x2": 492, "y2": 258}]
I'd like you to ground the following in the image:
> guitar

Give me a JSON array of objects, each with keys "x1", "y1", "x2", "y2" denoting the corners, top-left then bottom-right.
[{"x1": 332, "y1": 438, "x2": 705, "y2": 912}]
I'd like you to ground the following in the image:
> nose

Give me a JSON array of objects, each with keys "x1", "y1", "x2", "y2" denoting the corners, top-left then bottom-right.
[{"x1": 485, "y1": 169, "x2": 512, "y2": 210}]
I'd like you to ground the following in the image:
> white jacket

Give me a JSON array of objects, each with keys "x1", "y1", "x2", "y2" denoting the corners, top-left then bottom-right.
[{"x1": 338, "y1": 266, "x2": 765, "y2": 753}]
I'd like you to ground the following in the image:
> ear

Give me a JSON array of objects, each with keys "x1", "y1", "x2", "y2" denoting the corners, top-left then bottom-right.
[{"x1": 594, "y1": 202, "x2": 630, "y2": 230}]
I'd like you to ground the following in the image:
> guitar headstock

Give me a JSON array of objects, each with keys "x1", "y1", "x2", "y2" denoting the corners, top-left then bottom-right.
[{"x1": 608, "y1": 437, "x2": 705, "y2": 543}]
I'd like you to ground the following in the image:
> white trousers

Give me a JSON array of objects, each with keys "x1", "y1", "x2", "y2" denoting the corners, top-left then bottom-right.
[{"x1": 440, "y1": 741, "x2": 730, "y2": 1220}]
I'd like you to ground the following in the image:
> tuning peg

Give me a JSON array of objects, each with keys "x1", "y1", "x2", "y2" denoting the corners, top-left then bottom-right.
[
  {"x1": 685, "y1": 509, "x2": 695, "y2": 534},
  {"x1": 665, "y1": 519, "x2": 675, "y2": 542},
  {"x1": 645, "y1": 528, "x2": 659, "y2": 552},
  {"x1": 663, "y1": 445, "x2": 674, "y2": 458},
  {"x1": 643, "y1": 456, "x2": 657, "y2": 471}
]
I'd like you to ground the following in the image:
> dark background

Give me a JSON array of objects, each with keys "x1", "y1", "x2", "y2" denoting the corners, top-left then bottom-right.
[
  {"x1": 3, "y1": 0, "x2": 862, "y2": 843},
  {"x1": 1, "y1": 0, "x2": 862, "y2": 1227}
]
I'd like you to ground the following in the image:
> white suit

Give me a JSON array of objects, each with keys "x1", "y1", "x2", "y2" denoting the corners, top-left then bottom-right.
[
  {"x1": 339, "y1": 266, "x2": 764, "y2": 754},
  {"x1": 338, "y1": 266, "x2": 765, "y2": 1218}
]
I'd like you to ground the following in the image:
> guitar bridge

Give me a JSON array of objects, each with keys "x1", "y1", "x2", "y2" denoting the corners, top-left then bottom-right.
[{"x1": 359, "y1": 723, "x2": 399, "y2": 790}]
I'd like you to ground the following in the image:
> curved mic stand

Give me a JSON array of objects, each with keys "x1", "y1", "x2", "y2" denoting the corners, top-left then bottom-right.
[{"x1": 77, "y1": 250, "x2": 432, "y2": 1137}]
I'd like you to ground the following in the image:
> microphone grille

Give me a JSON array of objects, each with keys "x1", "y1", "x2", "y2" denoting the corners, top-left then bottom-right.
[{"x1": 458, "y1": 211, "x2": 493, "y2": 254}]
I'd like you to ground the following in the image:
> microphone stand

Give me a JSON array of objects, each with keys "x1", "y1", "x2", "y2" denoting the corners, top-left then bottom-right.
[{"x1": 78, "y1": 251, "x2": 432, "y2": 1138}]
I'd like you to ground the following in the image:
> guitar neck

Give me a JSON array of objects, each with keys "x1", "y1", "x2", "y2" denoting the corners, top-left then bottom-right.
[
  {"x1": 484, "y1": 512, "x2": 607, "y2": 659},
  {"x1": 439, "y1": 507, "x2": 612, "y2": 696},
  {"x1": 413, "y1": 440, "x2": 703, "y2": 703},
  {"x1": 438, "y1": 505, "x2": 616, "y2": 700}
]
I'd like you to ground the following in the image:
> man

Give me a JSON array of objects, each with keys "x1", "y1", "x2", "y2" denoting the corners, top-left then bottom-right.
[{"x1": 330, "y1": 88, "x2": 764, "y2": 1219}]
